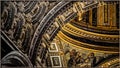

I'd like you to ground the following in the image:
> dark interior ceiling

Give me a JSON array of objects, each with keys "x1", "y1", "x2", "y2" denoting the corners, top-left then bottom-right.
[{"x1": 1, "y1": 1, "x2": 119, "y2": 68}]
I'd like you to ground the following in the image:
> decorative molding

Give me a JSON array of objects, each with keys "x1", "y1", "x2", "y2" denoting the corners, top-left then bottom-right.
[
  {"x1": 49, "y1": 43, "x2": 58, "y2": 52},
  {"x1": 57, "y1": 31, "x2": 119, "y2": 53},
  {"x1": 62, "y1": 23, "x2": 119, "y2": 43},
  {"x1": 100, "y1": 57, "x2": 119, "y2": 68},
  {"x1": 50, "y1": 56, "x2": 62, "y2": 67}
]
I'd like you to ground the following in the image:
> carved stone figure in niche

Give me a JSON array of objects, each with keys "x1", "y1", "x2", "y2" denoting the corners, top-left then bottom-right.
[
  {"x1": 85, "y1": 52, "x2": 96, "y2": 67},
  {"x1": 8, "y1": 21, "x2": 16, "y2": 40},
  {"x1": 13, "y1": 13, "x2": 24, "y2": 40},
  {"x1": 17, "y1": 17, "x2": 25, "y2": 48},
  {"x1": 67, "y1": 49, "x2": 77, "y2": 68},
  {"x1": 12, "y1": 18, "x2": 17, "y2": 30},
  {"x1": 22, "y1": 13, "x2": 33, "y2": 53},
  {"x1": 22, "y1": 27, "x2": 31, "y2": 53},
  {"x1": 4, "y1": 3, "x2": 16, "y2": 39},
  {"x1": 75, "y1": 51, "x2": 84, "y2": 65},
  {"x1": 64, "y1": 44, "x2": 70, "y2": 55},
  {"x1": 66, "y1": 48, "x2": 97, "y2": 67},
  {"x1": 13, "y1": 18, "x2": 24, "y2": 41},
  {"x1": 17, "y1": 26, "x2": 26, "y2": 49},
  {"x1": 4, "y1": 4, "x2": 15, "y2": 32}
]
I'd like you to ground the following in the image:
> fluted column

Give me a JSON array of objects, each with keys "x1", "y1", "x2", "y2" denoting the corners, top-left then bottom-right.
[
  {"x1": 97, "y1": 4, "x2": 104, "y2": 27},
  {"x1": 108, "y1": 3, "x2": 116, "y2": 28},
  {"x1": 89, "y1": 8, "x2": 92, "y2": 26}
]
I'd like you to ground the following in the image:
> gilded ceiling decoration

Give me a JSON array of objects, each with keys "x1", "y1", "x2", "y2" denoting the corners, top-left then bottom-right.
[{"x1": 1, "y1": 1, "x2": 119, "y2": 68}]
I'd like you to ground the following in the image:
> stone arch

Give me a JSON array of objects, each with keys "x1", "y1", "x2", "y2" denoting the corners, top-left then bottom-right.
[
  {"x1": 28, "y1": 1, "x2": 100, "y2": 66},
  {"x1": 2, "y1": 51, "x2": 33, "y2": 68}
]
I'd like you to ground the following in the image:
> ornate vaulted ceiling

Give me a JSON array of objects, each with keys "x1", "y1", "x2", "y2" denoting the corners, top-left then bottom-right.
[{"x1": 1, "y1": 1, "x2": 120, "y2": 68}]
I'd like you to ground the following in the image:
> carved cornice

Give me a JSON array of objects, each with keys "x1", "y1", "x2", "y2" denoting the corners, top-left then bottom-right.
[
  {"x1": 62, "y1": 23, "x2": 119, "y2": 43},
  {"x1": 57, "y1": 31, "x2": 119, "y2": 54}
]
